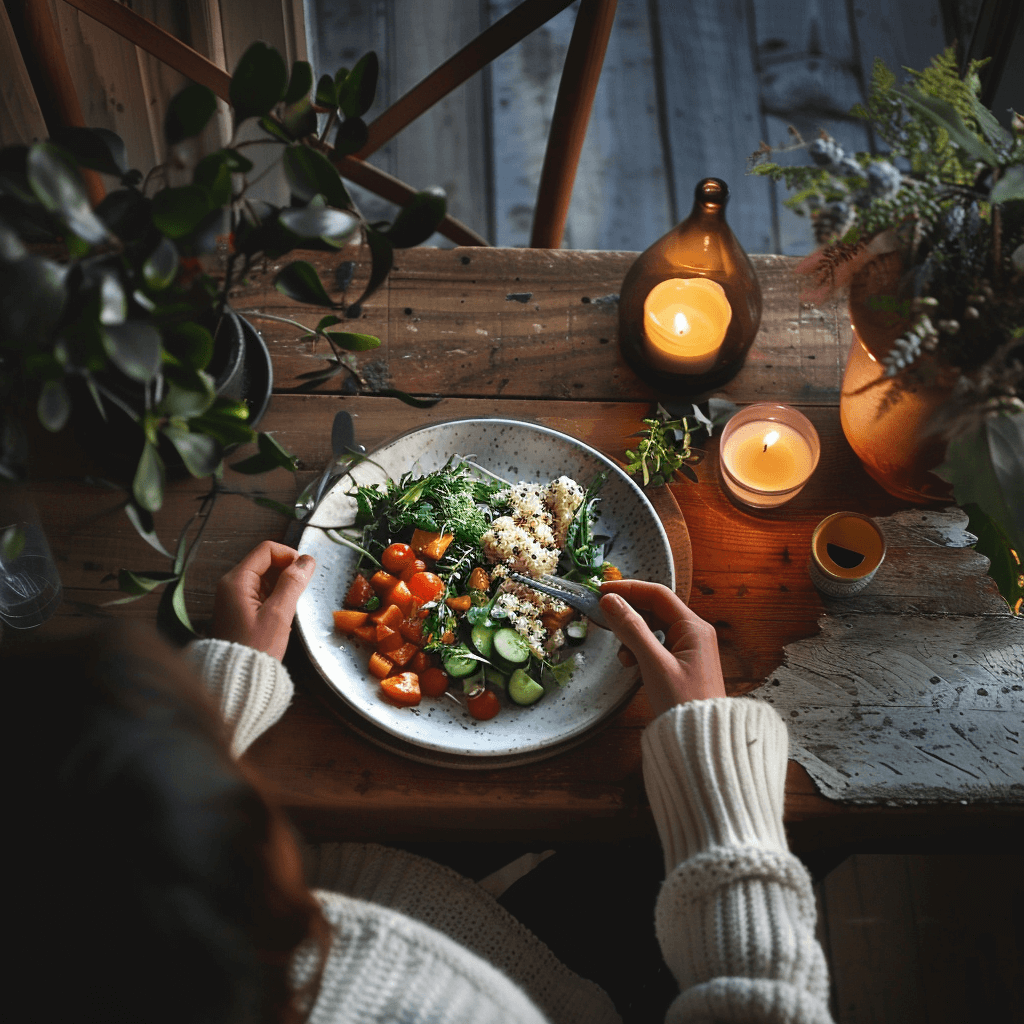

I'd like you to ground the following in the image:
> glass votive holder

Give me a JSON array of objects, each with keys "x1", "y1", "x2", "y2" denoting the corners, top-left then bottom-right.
[{"x1": 718, "y1": 404, "x2": 820, "y2": 509}]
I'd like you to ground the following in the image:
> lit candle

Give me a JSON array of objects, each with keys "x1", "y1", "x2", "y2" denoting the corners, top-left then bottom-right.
[
  {"x1": 719, "y1": 404, "x2": 820, "y2": 508},
  {"x1": 642, "y1": 277, "x2": 732, "y2": 374}
]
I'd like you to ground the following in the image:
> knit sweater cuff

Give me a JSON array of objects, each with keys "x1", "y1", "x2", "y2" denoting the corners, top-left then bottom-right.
[
  {"x1": 187, "y1": 639, "x2": 294, "y2": 757},
  {"x1": 641, "y1": 697, "x2": 790, "y2": 872}
]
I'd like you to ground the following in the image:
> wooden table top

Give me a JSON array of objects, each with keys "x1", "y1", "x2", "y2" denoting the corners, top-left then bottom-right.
[{"x1": 16, "y1": 247, "x2": 1021, "y2": 851}]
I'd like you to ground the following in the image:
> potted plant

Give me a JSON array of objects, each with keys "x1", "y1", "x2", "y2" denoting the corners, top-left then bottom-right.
[
  {"x1": 750, "y1": 48, "x2": 1023, "y2": 612},
  {"x1": 0, "y1": 41, "x2": 447, "y2": 635}
]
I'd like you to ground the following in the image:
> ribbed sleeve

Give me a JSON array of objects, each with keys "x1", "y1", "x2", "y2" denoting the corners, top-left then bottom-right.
[
  {"x1": 642, "y1": 698, "x2": 834, "y2": 1024},
  {"x1": 186, "y1": 639, "x2": 294, "y2": 757}
]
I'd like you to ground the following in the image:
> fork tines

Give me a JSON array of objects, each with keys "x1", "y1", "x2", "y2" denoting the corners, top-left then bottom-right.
[{"x1": 508, "y1": 572, "x2": 609, "y2": 630}]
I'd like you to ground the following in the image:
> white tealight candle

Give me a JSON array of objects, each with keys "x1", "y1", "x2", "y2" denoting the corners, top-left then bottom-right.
[
  {"x1": 642, "y1": 277, "x2": 732, "y2": 374},
  {"x1": 719, "y1": 404, "x2": 820, "y2": 508}
]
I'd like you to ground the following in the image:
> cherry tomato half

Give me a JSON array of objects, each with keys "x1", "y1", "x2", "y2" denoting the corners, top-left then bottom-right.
[
  {"x1": 381, "y1": 543, "x2": 416, "y2": 574},
  {"x1": 419, "y1": 667, "x2": 450, "y2": 698},
  {"x1": 407, "y1": 571, "x2": 444, "y2": 603},
  {"x1": 467, "y1": 688, "x2": 500, "y2": 721}
]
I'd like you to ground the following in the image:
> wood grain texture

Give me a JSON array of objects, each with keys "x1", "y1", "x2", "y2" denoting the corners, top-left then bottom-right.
[
  {"x1": 13, "y1": 247, "x2": 1020, "y2": 850},
  {"x1": 0, "y1": 3, "x2": 48, "y2": 146}
]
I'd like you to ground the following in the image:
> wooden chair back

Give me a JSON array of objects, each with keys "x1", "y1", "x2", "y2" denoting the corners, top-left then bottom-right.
[{"x1": 13, "y1": 0, "x2": 619, "y2": 248}]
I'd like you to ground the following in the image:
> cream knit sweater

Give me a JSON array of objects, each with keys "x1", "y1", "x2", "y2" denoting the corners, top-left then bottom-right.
[{"x1": 188, "y1": 639, "x2": 834, "y2": 1024}]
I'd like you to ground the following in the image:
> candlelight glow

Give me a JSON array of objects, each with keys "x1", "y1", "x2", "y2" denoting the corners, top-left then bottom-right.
[
  {"x1": 641, "y1": 277, "x2": 732, "y2": 374},
  {"x1": 763, "y1": 430, "x2": 780, "y2": 449},
  {"x1": 674, "y1": 311, "x2": 690, "y2": 335}
]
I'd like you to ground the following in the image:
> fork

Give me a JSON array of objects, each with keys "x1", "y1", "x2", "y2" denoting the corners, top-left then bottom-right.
[{"x1": 508, "y1": 572, "x2": 611, "y2": 630}]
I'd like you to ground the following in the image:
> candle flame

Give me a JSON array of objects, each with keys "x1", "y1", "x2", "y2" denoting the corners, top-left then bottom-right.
[
  {"x1": 762, "y1": 430, "x2": 780, "y2": 453},
  {"x1": 673, "y1": 311, "x2": 690, "y2": 335}
]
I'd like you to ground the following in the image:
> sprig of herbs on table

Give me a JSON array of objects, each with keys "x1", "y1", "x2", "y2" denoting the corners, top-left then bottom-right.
[{"x1": 624, "y1": 404, "x2": 716, "y2": 486}]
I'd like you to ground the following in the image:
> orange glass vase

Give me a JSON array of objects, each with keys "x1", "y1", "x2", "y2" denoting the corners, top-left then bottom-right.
[
  {"x1": 618, "y1": 178, "x2": 762, "y2": 394},
  {"x1": 839, "y1": 255, "x2": 954, "y2": 502}
]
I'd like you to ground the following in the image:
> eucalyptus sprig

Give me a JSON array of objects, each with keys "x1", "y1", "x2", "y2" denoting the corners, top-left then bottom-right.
[{"x1": 624, "y1": 404, "x2": 714, "y2": 486}]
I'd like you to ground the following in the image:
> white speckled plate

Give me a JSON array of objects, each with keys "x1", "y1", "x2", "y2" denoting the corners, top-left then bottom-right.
[{"x1": 295, "y1": 418, "x2": 675, "y2": 766}]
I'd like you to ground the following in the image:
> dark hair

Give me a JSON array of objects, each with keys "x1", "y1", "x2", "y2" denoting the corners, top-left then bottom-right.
[{"x1": 12, "y1": 622, "x2": 327, "y2": 1024}]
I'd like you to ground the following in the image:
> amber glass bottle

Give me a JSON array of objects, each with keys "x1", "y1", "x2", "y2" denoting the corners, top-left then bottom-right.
[{"x1": 618, "y1": 178, "x2": 762, "y2": 394}]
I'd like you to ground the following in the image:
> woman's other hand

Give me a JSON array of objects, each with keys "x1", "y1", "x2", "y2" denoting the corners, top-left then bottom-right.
[
  {"x1": 599, "y1": 579, "x2": 725, "y2": 717},
  {"x1": 213, "y1": 541, "x2": 316, "y2": 661}
]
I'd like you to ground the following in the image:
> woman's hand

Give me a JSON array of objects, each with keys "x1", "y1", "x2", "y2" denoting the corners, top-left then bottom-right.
[
  {"x1": 212, "y1": 541, "x2": 316, "y2": 662},
  {"x1": 599, "y1": 579, "x2": 725, "y2": 717}
]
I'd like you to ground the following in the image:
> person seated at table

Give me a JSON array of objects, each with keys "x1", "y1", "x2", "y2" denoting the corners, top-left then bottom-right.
[{"x1": 16, "y1": 540, "x2": 833, "y2": 1024}]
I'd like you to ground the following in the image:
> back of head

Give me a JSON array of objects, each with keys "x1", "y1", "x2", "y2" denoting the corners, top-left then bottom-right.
[{"x1": 11, "y1": 622, "x2": 323, "y2": 1024}]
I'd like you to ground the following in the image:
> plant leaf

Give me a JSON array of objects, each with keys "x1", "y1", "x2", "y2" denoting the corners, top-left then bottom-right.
[
  {"x1": 282, "y1": 147, "x2": 352, "y2": 209},
  {"x1": 133, "y1": 440, "x2": 165, "y2": 512},
  {"x1": 338, "y1": 51, "x2": 378, "y2": 118},
  {"x1": 897, "y1": 87, "x2": 998, "y2": 164},
  {"x1": 962, "y1": 503, "x2": 1023, "y2": 613},
  {"x1": 278, "y1": 205, "x2": 359, "y2": 247},
  {"x1": 37, "y1": 380, "x2": 70, "y2": 431},
  {"x1": 284, "y1": 60, "x2": 314, "y2": 105},
  {"x1": 164, "y1": 82, "x2": 218, "y2": 145},
  {"x1": 193, "y1": 151, "x2": 233, "y2": 207},
  {"x1": 50, "y1": 126, "x2": 129, "y2": 176},
  {"x1": 348, "y1": 226, "x2": 393, "y2": 313},
  {"x1": 162, "y1": 321, "x2": 213, "y2": 371},
  {"x1": 230, "y1": 42, "x2": 288, "y2": 125},
  {"x1": 333, "y1": 116, "x2": 368, "y2": 156},
  {"x1": 159, "y1": 368, "x2": 216, "y2": 417},
  {"x1": 253, "y1": 496, "x2": 302, "y2": 518},
  {"x1": 258, "y1": 116, "x2": 292, "y2": 144},
  {"x1": 102, "y1": 322, "x2": 162, "y2": 382},
  {"x1": 315, "y1": 74, "x2": 339, "y2": 110},
  {"x1": 383, "y1": 187, "x2": 447, "y2": 248},
  {"x1": 163, "y1": 425, "x2": 222, "y2": 478},
  {"x1": 936, "y1": 412, "x2": 1024, "y2": 563},
  {"x1": 116, "y1": 568, "x2": 178, "y2": 596},
  {"x1": 99, "y1": 272, "x2": 127, "y2": 324},
  {"x1": 151, "y1": 184, "x2": 213, "y2": 239},
  {"x1": 374, "y1": 388, "x2": 442, "y2": 408},
  {"x1": 274, "y1": 260, "x2": 336, "y2": 306},
  {"x1": 27, "y1": 142, "x2": 108, "y2": 244},
  {"x1": 189, "y1": 399, "x2": 255, "y2": 447},
  {"x1": 124, "y1": 501, "x2": 173, "y2": 558},
  {"x1": 142, "y1": 236, "x2": 179, "y2": 291},
  {"x1": 991, "y1": 165, "x2": 1024, "y2": 205},
  {"x1": 230, "y1": 431, "x2": 297, "y2": 474},
  {"x1": 323, "y1": 330, "x2": 380, "y2": 351},
  {"x1": 157, "y1": 576, "x2": 195, "y2": 640},
  {"x1": 0, "y1": 255, "x2": 66, "y2": 347},
  {"x1": 282, "y1": 95, "x2": 317, "y2": 139}
]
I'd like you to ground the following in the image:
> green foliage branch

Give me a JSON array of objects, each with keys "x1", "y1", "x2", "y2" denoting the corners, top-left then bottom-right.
[
  {"x1": 0, "y1": 42, "x2": 449, "y2": 635},
  {"x1": 749, "y1": 47, "x2": 1024, "y2": 611}
]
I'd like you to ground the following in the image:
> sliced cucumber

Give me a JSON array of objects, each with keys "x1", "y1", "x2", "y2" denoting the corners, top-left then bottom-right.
[
  {"x1": 565, "y1": 619, "x2": 588, "y2": 645},
  {"x1": 508, "y1": 668, "x2": 544, "y2": 706},
  {"x1": 443, "y1": 652, "x2": 479, "y2": 678},
  {"x1": 470, "y1": 623, "x2": 496, "y2": 658},
  {"x1": 484, "y1": 664, "x2": 508, "y2": 691},
  {"x1": 462, "y1": 669, "x2": 486, "y2": 694},
  {"x1": 492, "y1": 627, "x2": 529, "y2": 666}
]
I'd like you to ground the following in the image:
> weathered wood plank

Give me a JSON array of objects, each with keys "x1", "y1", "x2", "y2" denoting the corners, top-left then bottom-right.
[
  {"x1": 850, "y1": 0, "x2": 948, "y2": 92},
  {"x1": 0, "y1": 3, "x2": 48, "y2": 146},
  {"x1": 229, "y1": 247, "x2": 848, "y2": 404},
  {"x1": 656, "y1": 0, "x2": 775, "y2": 254}
]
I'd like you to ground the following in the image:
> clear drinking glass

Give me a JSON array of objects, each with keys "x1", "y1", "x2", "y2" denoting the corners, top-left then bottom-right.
[{"x1": 0, "y1": 487, "x2": 63, "y2": 630}]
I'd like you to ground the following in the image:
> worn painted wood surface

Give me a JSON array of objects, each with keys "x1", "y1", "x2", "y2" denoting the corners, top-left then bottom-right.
[
  {"x1": 13, "y1": 247, "x2": 1022, "y2": 847},
  {"x1": 754, "y1": 509, "x2": 1024, "y2": 805}
]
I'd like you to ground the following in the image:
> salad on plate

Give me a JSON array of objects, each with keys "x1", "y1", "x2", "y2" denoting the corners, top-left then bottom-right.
[{"x1": 330, "y1": 457, "x2": 618, "y2": 720}]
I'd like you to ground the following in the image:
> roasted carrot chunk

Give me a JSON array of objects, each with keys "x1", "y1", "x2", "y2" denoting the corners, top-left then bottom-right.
[
  {"x1": 541, "y1": 607, "x2": 575, "y2": 633},
  {"x1": 408, "y1": 650, "x2": 433, "y2": 674},
  {"x1": 400, "y1": 559, "x2": 428, "y2": 582},
  {"x1": 468, "y1": 566, "x2": 490, "y2": 591},
  {"x1": 368, "y1": 652, "x2": 394, "y2": 679},
  {"x1": 410, "y1": 528, "x2": 454, "y2": 560},
  {"x1": 445, "y1": 594, "x2": 472, "y2": 613},
  {"x1": 602, "y1": 563, "x2": 623, "y2": 581},
  {"x1": 369, "y1": 603, "x2": 404, "y2": 628},
  {"x1": 353, "y1": 624, "x2": 378, "y2": 645},
  {"x1": 380, "y1": 672, "x2": 421, "y2": 706},
  {"x1": 398, "y1": 617, "x2": 426, "y2": 644},
  {"x1": 387, "y1": 579, "x2": 415, "y2": 615},
  {"x1": 377, "y1": 631, "x2": 405, "y2": 655},
  {"x1": 333, "y1": 609, "x2": 369, "y2": 633},
  {"x1": 388, "y1": 642, "x2": 419, "y2": 668}
]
